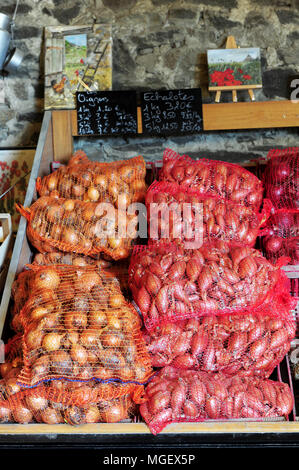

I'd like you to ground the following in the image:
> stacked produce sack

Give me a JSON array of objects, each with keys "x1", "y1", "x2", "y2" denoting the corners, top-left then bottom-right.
[
  {"x1": 16, "y1": 151, "x2": 147, "y2": 260},
  {"x1": 0, "y1": 334, "x2": 144, "y2": 424},
  {"x1": 0, "y1": 151, "x2": 154, "y2": 425},
  {"x1": 129, "y1": 148, "x2": 296, "y2": 434},
  {"x1": 262, "y1": 148, "x2": 298, "y2": 265}
]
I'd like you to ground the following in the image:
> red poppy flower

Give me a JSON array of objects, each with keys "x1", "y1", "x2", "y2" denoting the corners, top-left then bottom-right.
[{"x1": 243, "y1": 74, "x2": 252, "y2": 80}]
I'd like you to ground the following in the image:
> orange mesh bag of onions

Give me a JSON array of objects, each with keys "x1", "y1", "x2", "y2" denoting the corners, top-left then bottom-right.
[
  {"x1": 159, "y1": 148, "x2": 264, "y2": 210},
  {"x1": 0, "y1": 335, "x2": 145, "y2": 422},
  {"x1": 263, "y1": 209, "x2": 299, "y2": 265},
  {"x1": 146, "y1": 180, "x2": 272, "y2": 248},
  {"x1": 0, "y1": 378, "x2": 141, "y2": 424},
  {"x1": 10, "y1": 270, "x2": 34, "y2": 333},
  {"x1": 32, "y1": 251, "x2": 113, "y2": 268},
  {"x1": 32, "y1": 251, "x2": 130, "y2": 295},
  {"x1": 16, "y1": 196, "x2": 139, "y2": 260},
  {"x1": 128, "y1": 242, "x2": 295, "y2": 332},
  {"x1": 140, "y1": 366, "x2": 294, "y2": 434},
  {"x1": 36, "y1": 151, "x2": 147, "y2": 206},
  {"x1": 143, "y1": 294, "x2": 296, "y2": 379},
  {"x1": 15, "y1": 264, "x2": 153, "y2": 388},
  {"x1": 263, "y1": 147, "x2": 298, "y2": 210},
  {"x1": 0, "y1": 335, "x2": 23, "y2": 383}
]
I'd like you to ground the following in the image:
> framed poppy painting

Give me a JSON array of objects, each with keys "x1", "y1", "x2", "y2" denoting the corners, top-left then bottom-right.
[{"x1": 207, "y1": 47, "x2": 263, "y2": 91}]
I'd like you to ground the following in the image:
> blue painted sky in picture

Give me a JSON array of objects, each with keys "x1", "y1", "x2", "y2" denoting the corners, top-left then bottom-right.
[{"x1": 208, "y1": 47, "x2": 260, "y2": 64}]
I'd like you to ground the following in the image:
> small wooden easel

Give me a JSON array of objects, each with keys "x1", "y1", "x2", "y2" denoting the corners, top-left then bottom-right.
[{"x1": 213, "y1": 36, "x2": 259, "y2": 103}]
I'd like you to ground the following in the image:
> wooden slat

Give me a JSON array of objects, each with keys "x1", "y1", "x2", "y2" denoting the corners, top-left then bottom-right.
[
  {"x1": 71, "y1": 109, "x2": 78, "y2": 136},
  {"x1": 52, "y1": 110, "x2": 73, "y2": 162},
  {"x1": 209, "y1": 84, "x2": 262, "y2": 91},
  {"x1": 203, "y1": 100, "x2": 299, "y2": 130},
  {"x1": 0, "y1": 420, "x2": 298, "y2": 435},
  {"x1": 137, "y1": 106, "x2": 143, "y2": 134}
]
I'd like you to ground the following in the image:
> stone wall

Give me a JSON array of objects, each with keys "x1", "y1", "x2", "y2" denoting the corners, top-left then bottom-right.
[{"x1": 0, "y1": 0, "x2": 298, "y2": 162}]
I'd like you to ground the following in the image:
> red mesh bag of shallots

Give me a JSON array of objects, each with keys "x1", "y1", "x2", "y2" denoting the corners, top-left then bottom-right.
[
  {"x1": 263, "y1": 147, "x2": 299, "y2": 209},
  {"x1": 143, "y1": 301, "x2": 296, "y2": 379},
  {"x1": 15, "y1": 264, "x2": 153, "y2": 387},
  {"x1": 263, "y1": 209, "x2": 299, "y2": 265},
  {"x1": 146, "y1": 180, "x2": 272, "y2": 248},
  {"x1": 140, "y1": 366, "x2": 294, "y2": 434},
  {"x1": 128, "y1": 242, "x2": 293, "y2": 332},
  {"x1": 159, "y1": 148, "x2": 264, "y2": 210},
  {"x1": 36, "y1": 151, "x2": 147, "y2": 206},
  {"x1": 16, "y1": 196, "x2": 138, "y2": 260}
]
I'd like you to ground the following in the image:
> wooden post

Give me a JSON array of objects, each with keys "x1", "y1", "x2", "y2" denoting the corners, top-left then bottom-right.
[
  {"x1": 52, "y1": 110, "x2": 73, "y2": 163},
  {"x1": 137, "y1": 106, "x2": 143, "y2": 134}
]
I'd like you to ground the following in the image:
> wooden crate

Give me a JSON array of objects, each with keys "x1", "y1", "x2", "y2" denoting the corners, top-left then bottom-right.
[{"x1": 0, "y1": 110, "x2": 298, "y2": 443}]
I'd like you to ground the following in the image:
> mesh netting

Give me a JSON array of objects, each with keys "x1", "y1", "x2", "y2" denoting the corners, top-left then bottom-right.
[
  {"x1": 128, "y1": 242, "x2": 295, "y2": 331},
  {"x1": 32, "y1": 251, "x2": 113, "y2": 268},
  {"x1": 36, "y1": 151, "x2": 147, "y2": 206},
  {"x1": 146, "y1": 180, "x2": 272, "y2": 248},
  {"x1": 11, "y1": 270, "x2": 33, "y2": 333},
  {"x1": 14, "y1": 264, "x2": 152, "y2": 387},
  {"x1": 31, "y1": 252, "x2": 130, "y2": 296},
  {"x1": 263, "y1": 209, "x2": 299, "y2": 265},
  {"x1": 159, "y1": 149, "x2": 264, "y2": 210},
  {"x1": 16, "y1": 196, "x2": 138, "y2": 260},
  {"x1": 143, "y1": 308, "x2": 295, "y2": 378},
  {"x1": 263, "y1": 147, "x2": 299, "y2": 210},
  {"x1": 0, "y1": 378, "x2": 138, "y2": 424},
  {"x1": 0, "y1": 336, "x2": 145, "y2": 421},
  {"x1": 140, "y1": 366, "x2": 294, "y2": 434}
]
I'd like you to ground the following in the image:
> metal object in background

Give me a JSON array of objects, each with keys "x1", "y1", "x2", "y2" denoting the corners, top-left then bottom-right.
[
  {"x1": 0, "y1": 4, "x2": 23, "y2": 74},
  {"x1": 0, "y1": 14, "x2": 11, "y2": 70},
  {"x1": 0, "y1": 12, "x2": 10, "y2": 30},
  {"x1": 4, "y1": 47, "x2": 23, "y2": 73}
]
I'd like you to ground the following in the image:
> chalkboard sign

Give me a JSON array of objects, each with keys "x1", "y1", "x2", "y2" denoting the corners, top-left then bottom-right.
[
  {"x1": 141, "y1": 88, "x2": 203, "y2": 136},
  {"x1": 76, "y1": 91, "x2": 138, "y2": 136}
]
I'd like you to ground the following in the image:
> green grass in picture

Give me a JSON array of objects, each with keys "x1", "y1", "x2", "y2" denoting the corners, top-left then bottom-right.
[{"x1": 64, "y1": 35, "x2": 87, "y2": 79}]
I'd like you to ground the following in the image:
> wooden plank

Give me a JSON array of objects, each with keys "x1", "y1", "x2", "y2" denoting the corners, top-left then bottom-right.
[
  {"x1": 0, "y1": 420, "x2": 298, "y2": 435},
  {"x1": 71, "y1": 109, "x2": 78, "y2": 136},
  {"x1": 209, "y1": 84, "x2": 262, "y2": 91},
  {"x1": 203, "y1": 100, "x2": 299, "y2": 131},
  {"x1": 137, "y1": 106, "x2": 143, "y2": 134},
  {"x1": 52, "y1": 110, "x2": 73, "y2": 162}
]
